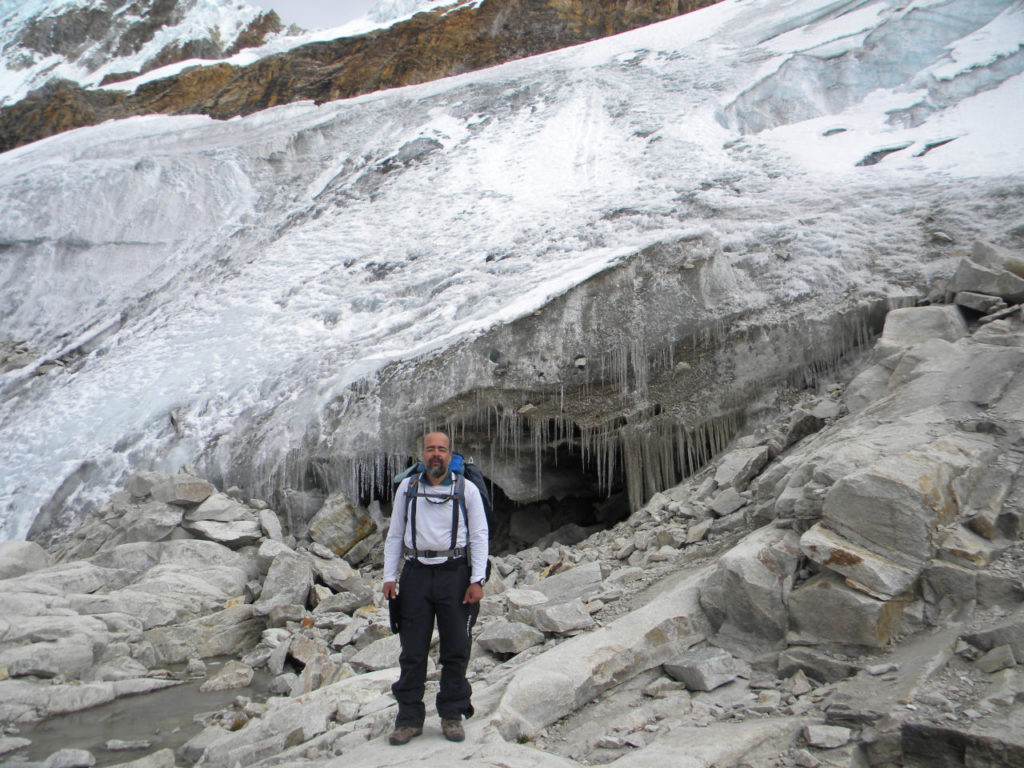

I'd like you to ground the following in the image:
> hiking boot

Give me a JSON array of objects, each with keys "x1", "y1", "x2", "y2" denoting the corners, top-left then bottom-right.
[
  {"x1": 441, "y1": 718, "x2": 465, "y2": 742},
  {"x1": 388, "y1": 726, "x2": 422, "y2": 746}
]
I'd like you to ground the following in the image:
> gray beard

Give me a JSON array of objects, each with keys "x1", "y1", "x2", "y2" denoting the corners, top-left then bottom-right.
[{"x1": 426, "y1": 463, "x2": 446, "y2": 480}]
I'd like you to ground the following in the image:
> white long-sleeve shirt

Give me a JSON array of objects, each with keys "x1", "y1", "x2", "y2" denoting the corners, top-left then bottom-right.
[{"x1": 383, "y1": 471, "x2": 489, "y2": 585}]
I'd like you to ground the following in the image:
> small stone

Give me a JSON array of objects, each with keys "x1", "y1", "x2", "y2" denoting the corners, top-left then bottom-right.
[{"x1": 803, "y1": 724, "x2": 851, "y2": 748}]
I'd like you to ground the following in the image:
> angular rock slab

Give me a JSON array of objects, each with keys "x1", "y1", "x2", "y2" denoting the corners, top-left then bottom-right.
[
  {"x1": 821, "y1": 440, "x2": 987, "y2": 569},
  {"x1": 800, "y1": 522, "x2": 916, "y2": 599},
  {"x1": 788, "y1": 571, "x2": 907, "y2": 648},
  {"x1": 144, "y1": 604, "x2": 262, "y2": 665},
  {"x1": 477, "y1": 619, "x2": 545, "y2": 655},
  {"x1": 699, "y1": 524, "x2": 801, "y2": 643},
  {"x1": 494, "y1": 565, "x2": 711, "y2": 741},
  {"x1": 880, "y1": 305, "x2": 968, "y2": 346},
  {"x1": 308, "y1": 493, "x2": 376, "y2": 558},
  {"x1": 611, "y1": 717, "x2": 812, "y2": 768},
  {"x1": 664, "y1": 645, "x2": 751, "y2": 691}
]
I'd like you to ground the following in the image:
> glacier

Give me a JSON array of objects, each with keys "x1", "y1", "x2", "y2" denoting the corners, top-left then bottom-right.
[{"x1": 1, "y1": 0, "x2": 1023, "y2": 541}]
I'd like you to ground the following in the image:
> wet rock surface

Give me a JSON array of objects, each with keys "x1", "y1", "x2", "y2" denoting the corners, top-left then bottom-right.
[{"x1": 3, "y1": 248, "x2": 1024, "y2": 766}]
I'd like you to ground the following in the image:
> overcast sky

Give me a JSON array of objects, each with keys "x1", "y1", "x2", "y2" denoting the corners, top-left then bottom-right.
[{"x1": 248, "y1": 1, "x2": 379, "y2": 29}]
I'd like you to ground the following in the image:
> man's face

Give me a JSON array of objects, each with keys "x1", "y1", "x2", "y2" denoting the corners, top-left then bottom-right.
[{"x1": 422, "y1": 432, "x2": 451, "y2": 480}]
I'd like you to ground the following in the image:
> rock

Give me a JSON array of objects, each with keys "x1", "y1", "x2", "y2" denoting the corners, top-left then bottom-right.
[
  {"x1": 951, "y1": 258, "x2": 1024, "y2": 304},
  {"x1": 962, "y1": 610, "x2": 1024, "y2": 663},
  {"x1": 256, "y1": 538, "x2": 294, "y2": 574},
  {"x1": 103, "y1": 748, "x2": 175, "y2": 768},
  {"x1": 821, "y1": 441, "x2": 983, "y2": 569},
  {"x1": 709, "y1": 486, "x2": 746, "y2": 517},
  {"x1": 103, "y1": 741, "x2": 153, "y2": 753},
  {"x1": 800, "y1": 522, "x2": 916, "y2": 599},
  {"x1": 714, "y1": 446, "x2": 770, "y2": 491},
  {"x1": 42, "y1": 748, "x2": 96, "y2": 768},
  {"x1": 699, "y1": 524, "x2": 801, "y2": 643},
  {"x1": 0, "y1": 736, "x2": 31, "y2": 757},
  {"x1": 150, "y1": 474, "x2": 214, "y2": 506},
  {"x1": 144, "y1": 605, "x2": 262, "y2": 665},
  {"x1": 258, "y1": 508, "x2": 284, "y2": 540},
  {"x1": 307, "y1": 493, "x2": 376, "y2": 558},
  {"x1": 0, "y1": 540, "x2": 52, "y2": 579},
  {"x1": 495, "y1": 566, "x2": 711, "y2": 741},
  {"x1": 777, "y1": 647, "x2": 860, "y2": 683},
  {"x1": 663, "y1": 645, "x2": 751, "y2": 691},
  {"x1": 976, "y1": 644, "x2": 1017, "y2": 674},
  {"x1": 182, "y1": 518, "x2": 262, "y2": 548},
  {"x1": 348, "y1": 633, "x2": 402, "y2": 672},
  {"x1": 955, "y1": 290, "x2": 1007, "y2": 314},
  {"x1": 880, "y1": 305, "x2": 968, "y2": 346},
  {"x1": 309, "y1": 556, "x2": 364, "y2": 593},
  {"x1": 265, "y1": 603, "x2": 307, "y2": 628},
  {"x1": 185, "y1": 493, "x2": 253, "y2": 523},
  {"x1": 506, "y1": 588, "x2": 551, "y2": 625},
  {"x1": 254, "y1": 551, "x2": 312, "y2": 615},
  {"x1": 532, "y1": 598, "x2": 595, "y2": 634},
  {"x1": 311, "y1": 589, "x2": 372, "y2": 615},
  {"x1": 477, "y1": 619, "x2": 545, "y2": 655},
  {"x1": 199, "y1": 660, "x2": 254, "y2": 692},
  {"x1": 788, "y1": 571, "x2": 906, "y2": 648},
  {"x1": 0, "y1": 634, "x2": 96, "y2": 679},
  {"x1": 532, "y1": 560, "x2": 607, "y2": 603},
  {"x1": 803, "y1": 724, "x2": 852, "y2": 748},
  {"x1": 124, "y1": 470, "x2": 169, "y2": 499},
  {"x1": 844, "y1": 363, "x2": 892, "y2": 412}
]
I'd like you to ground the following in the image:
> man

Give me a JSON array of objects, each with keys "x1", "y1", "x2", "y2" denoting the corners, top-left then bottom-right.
[{"x1": 382, "y1": 431, "x2": 488, "y2": 745}]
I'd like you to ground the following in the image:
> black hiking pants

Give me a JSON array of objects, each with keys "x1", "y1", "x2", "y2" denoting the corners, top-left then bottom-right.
[{"x1": 392, "y1": 558, "x2": 478, "y2": 728}]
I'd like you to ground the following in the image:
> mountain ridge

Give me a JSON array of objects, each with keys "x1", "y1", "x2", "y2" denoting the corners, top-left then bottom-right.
[{"x1": 0, "y1": 0, "x2": 722, "y2": 153}]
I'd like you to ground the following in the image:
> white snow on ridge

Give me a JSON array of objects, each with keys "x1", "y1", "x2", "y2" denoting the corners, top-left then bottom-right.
[
  {"x1": 1, "y1": 0, "x2": 1023, "y2": 540},
  {"x1": 0, "y1": 0, "x2": 475, "y2": 105}
]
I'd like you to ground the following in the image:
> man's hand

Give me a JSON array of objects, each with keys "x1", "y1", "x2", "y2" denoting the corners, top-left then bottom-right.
[
  {"x1": 462, "y1": 582, "x2": 483, "y2": 605},
  {"x1": 383, "y1": 581, "x2": 398, "y2": 600}
]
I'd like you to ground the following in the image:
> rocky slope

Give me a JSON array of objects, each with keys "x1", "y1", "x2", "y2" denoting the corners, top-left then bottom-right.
[
  {"x1": 0, "y1": 0, "x2": 721, "y2": 153},
  {"x1": 0, "y1": 0, "x2": 286, "y2": 106},
  {"x1": 2, "y1": 243, "x2": 1023, "y2": 766}
]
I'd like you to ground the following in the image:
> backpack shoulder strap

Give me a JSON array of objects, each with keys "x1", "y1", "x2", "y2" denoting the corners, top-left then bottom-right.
[{"x1": 405, "y1": 473, "x2": 420, "y2": 554}]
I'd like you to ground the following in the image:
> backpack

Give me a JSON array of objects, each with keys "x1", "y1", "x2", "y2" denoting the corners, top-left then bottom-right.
[{"x1": 392, "y1": 453, "x2": 493, "y2": 582}]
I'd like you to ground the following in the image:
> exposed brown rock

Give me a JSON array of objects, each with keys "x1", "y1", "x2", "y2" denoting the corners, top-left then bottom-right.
[{"x1": 0, "y1": 0, "x2": 721, "y2": 153}]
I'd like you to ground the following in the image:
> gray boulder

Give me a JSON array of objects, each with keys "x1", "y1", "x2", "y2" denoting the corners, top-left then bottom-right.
[
  {"x1": 0, "y1": 540, "x2": 52, "y2": 579},
  {"x1": 699, "y1": 524, "x2": 801, "y2": 643},
  {"x1": 788, "y1": 571, "x2": 906, "y2": 648},
  {"x1": 254, "y1": 551, "x2": 312, "y2": 615},
  {"x1": 186, "y1": 493, "x2": 253, "y2": 523},
  {"x1": 144, "y1": 605, "x2": 262, "y2": 665},
  {"x1": 307, "y1": 493, "x2": 376, "y2": 558},
  {"x1": 951, "y1": 258, "x2": 1024, "y2": 304},
  {"x1": 477, "y1": 619, "x2": 545, "y2": 655},
  {"x1": 663, "y1": 645, "x2": 751, "y2": 691},
  {"x1": 150, "y1": 474, "x2": 214, "y2": 506}
]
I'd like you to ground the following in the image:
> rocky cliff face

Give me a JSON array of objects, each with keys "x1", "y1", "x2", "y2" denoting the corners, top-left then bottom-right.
[
  {"x1": 0, "y1": 0, "x2": 284, "y2": 107},
  {"x1": 0, "y1": 0, "x2": 719, "y2": 153}
]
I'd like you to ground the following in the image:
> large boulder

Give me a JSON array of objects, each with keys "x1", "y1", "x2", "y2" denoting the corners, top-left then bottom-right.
[
  {"x1": 144, "y1": 604, "x2": 262, "y2": 665},
  {"x1": 150, "y1": 474, "x2": 214, "y2": 507},
  {"x1": 788, "y1": 571, "x2": 907, "y2": 648},
  {"x1": 307, "y1": 494, "x2": 376, "y2": 558},
  {"x1": 0, "y1": 541, "x2": 52, "y2": 579},
  {"x1": 254, "y1": 551, "x2": 312, "y2": 615},
  {"x1": 699, "y1": 524, "x2": 801, "y2": 644},
  {"x1": 495, "y1": 566, "x2": 711, "y2": 741}
]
